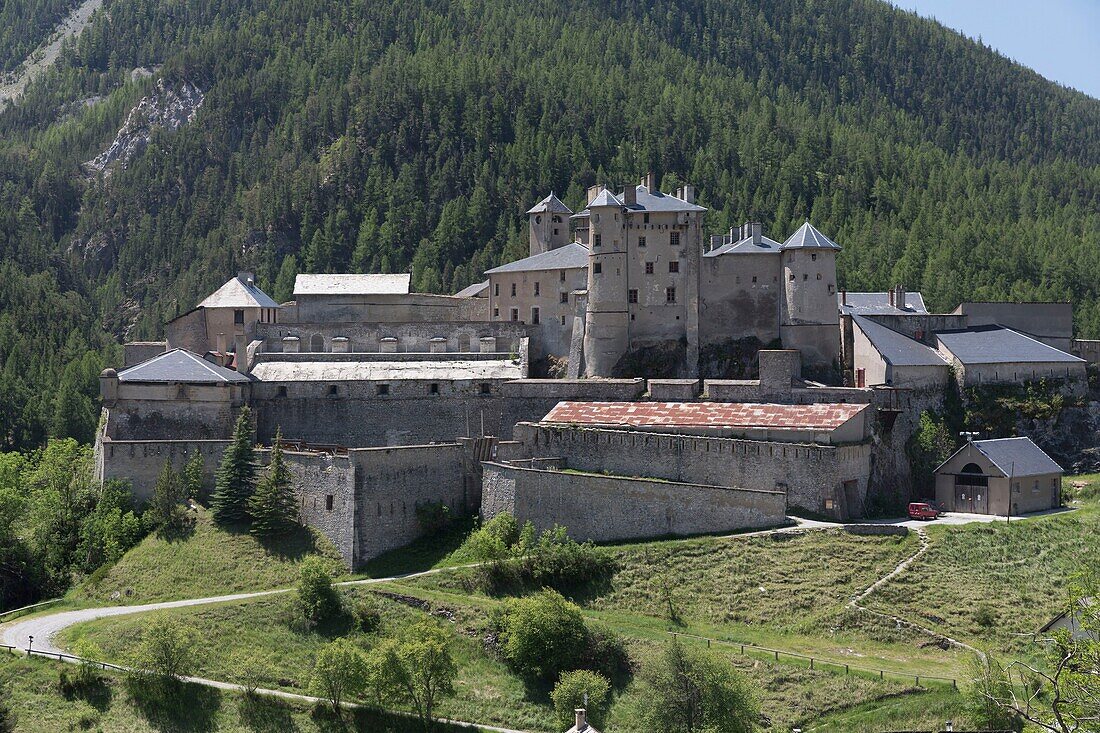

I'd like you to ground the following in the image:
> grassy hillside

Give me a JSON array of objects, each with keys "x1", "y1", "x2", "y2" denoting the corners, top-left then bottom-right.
[
  {"x1": 0, "y1": 0, "x2": 1098, "y2": 451},
  {"x1": 73, "y1": 507, "x2": 345, "y2": 605}
]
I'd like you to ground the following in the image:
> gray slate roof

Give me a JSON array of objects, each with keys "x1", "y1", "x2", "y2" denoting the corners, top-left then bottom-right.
[
  {"x1": 938, "y1": 437, "x2": 1063, "y2": 477},
  {"x1": 839, "y1": 292, "x2": 929, "y2": 315},
  {"x1": 198, "y1": 274, "x2": 279, "y2": 309},
  {"x1": 852, "y1": 316, "x2": 948, "y2": 367},
  {"x1": 484, "y1": 242, "x2": 589, "y2": 275},
  {"x1": 936, "y1": 325, "x2": 1084, "y2": 365},
  {"x1": 294, "y1": 273, "x2": 411, "y2": 296},
  {"x1": 453, "y1": 280, "x2": 489, "y2": 298},
  {"x1": 526, "y1": 192, "x2": 572, "y2": 215},
  {"x1": 781, "y1": 221, "x2": 842, "y2": 251},
  {"x1": 575, "y1": 185, "x2": 707, "y2": 216},
  {"x1": 704, "y1": 234, "x2": 782, "y2": 257},
  {"x1": 117, "y1": 349, "x2": 250, "y2": 384}
]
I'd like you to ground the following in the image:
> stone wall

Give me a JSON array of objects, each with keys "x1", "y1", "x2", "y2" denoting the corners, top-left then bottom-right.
[
  {"x1": 277, "y1": 450, "x2": 357, "y2": 567},
  {"x1": 123, "y1": 342, "x2": 167, "y2": 367},
  {"x1": 254, "y1": 320, "x2": 528, "y2": 355},
  {"x1": 699, "y1": 252, "x2": 781, "y2": 347},
  {"x1": 106, "y1": 382, "x2": 245, "y2": 440},
  {"x1": 510, "y1": 423, "x2": 872, "y2": 519},
  {"x1": 96, "y1": 438, "x2": 229, "y2": 502},
  {"x1": 481, "y1": 461, "x2": 785, "y2": 542},
  {"x1": 955, "y1": 302, "x2": 1073, "y2": 349}
]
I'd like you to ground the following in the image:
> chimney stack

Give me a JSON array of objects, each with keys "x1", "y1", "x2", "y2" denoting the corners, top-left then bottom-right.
[
  {"x1": 237, "y1": 271, "x2": 255, "y2": 286},
  {"x1": 234, "y1": 334, "x2": 249, "y2": 374},
  {"x1": 894, "y1": 284, "x2": 906, "y2": 311},
  {"x1": 623, "y1": 183, "x2": 637, "y2": 206},
  {"x1": 574, "y1": 709, "x2": 587, "y2": 732},
  {"x1": 841, "y1": 289, "x2": 847, "y2": 306},
  {"x1": 889, "y1": 289, "x2": 895, "y2": 307},
  {"x1": 216, "y1": 332, "x2": 227, "y2": 356},
  {"x1": 749, "y1": 222, "x2": 762, "y2": 245},
  {"x1": 642, "y1": 172, "x2": 656, "y2": 190},
  {"x1": 682, "y1": 183, "x2": 695, "y2": 204},
  {"x1": 586, "y1": 185, "x2": 602, "y2": 206}
]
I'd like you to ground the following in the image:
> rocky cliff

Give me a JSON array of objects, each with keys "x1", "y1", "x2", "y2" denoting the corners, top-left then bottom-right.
[{"x1": 86, "y1": 79, "x2": 203, "y2": 174}]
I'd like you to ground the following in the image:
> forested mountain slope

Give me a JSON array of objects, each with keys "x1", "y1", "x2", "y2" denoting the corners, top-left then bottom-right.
[{"x1": 0, "y1": 0, "x2": 1097, "y2": 451}]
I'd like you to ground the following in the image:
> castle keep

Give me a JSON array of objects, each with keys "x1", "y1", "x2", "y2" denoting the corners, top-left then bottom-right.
[{"x1": 96, "y1": 175, "x2": 1095, "y2": 567}]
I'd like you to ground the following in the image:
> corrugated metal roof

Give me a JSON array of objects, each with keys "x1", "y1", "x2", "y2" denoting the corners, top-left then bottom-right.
[
  {"x1": 780, "y1": 222, "x2": 842, "y2": 251},
  {"x1": 293, "y1": 273, "x2": 411, "y2": 296},
  {"x1": 852, "y1": 316, "x2": 948, "y2": 367},
  {"x1": 574, "y1": 184, "x2": 707, "y2": 216},
  {"x1": 250, "y1": 359, "x2": 523, "y2": 382},
  {"x1": 526, "y1": 193, "x2": 572, "y2": 215},
  {"x1": 937, "y1": 437, "x2": 1063, "y2": 477},
  {"x1": 453, "y1": 280, "x2": 489, "y2": 298},
  {"x1": 936, "y1": 325, "x2": 1084, "y2": 365},
  {"x1": 839, "y1": 292, "x2": 929, "y2": 315},
  {"x1": 485, "y1": 242, "x2": 589, "y2": 275},
  {"x1": 703, "y1": 234, "x2": 782, "y2": 257},
  {"x1": 117, "y1": 349, "x2": 250, "y2": 383},
  {"x1": 541, "y1": 401, "x2": 868, "y2": 431},
  {"x1": 198, "y1": 274, "x2": 279, "y2": 309}
]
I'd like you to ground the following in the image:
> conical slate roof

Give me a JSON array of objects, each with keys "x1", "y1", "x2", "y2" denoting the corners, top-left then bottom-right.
[
  {"x1": 780, "y1": 221, "x2": 842, "y2": 251},
  {"x1": 526, "y1": 192, "x2": 573, "y2": 215}
]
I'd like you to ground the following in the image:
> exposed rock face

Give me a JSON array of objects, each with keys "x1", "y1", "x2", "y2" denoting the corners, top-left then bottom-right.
[{"x1": 86, "y1": 79, "x2": 203, "y2": 173}]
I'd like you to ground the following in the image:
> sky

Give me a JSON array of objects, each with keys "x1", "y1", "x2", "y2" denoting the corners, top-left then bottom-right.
[{"x1": 891, "y1": 0, "x2": 1100, "y2": 99}]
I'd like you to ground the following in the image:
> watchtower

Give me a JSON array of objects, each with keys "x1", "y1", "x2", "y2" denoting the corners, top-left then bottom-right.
[
  {"x1": 526, "y1": 193, "x2": 572, "y2": 257},
  {"x1": 582, "y1": 187, "x2": 629, "y2": 376},
  {"x1": 779, "y1": 221, "x2": 842, "y2": 367}
]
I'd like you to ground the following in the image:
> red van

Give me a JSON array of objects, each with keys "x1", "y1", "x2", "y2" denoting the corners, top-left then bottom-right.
[{"x1": 908, "y1": 502, "x2": 941, "y2": 520}]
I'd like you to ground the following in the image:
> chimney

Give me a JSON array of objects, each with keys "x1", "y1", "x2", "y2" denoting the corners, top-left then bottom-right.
[
  {"x1": 841, "y1": 289, "x2": 847, "y2": 306},
  {"x1": 234, "y1": 334, "x2": 249, "y2": 374},
  {"x1": 895, "y1": 284, "x2": 906, "y2": 311},
  {"x1": 574, "y1": 709, "x2": 587, "y2": 732},
  {"x1": 216, "y1": 332, "x2": 227, "y2": 356},
  {"x1": 623, "y1": 183, "x2": 637, "y2": 206},
  {"x1": 642, "y1": 172, "x2": 656, "y2": 190},
  {"x1": 586, "y1": 185, "x2": 602, "y2": 206},
  {"x1": 749, "y1": 222, "x2": 762, "y2": 245},
  {"x1": 889, "y1": 289, "x2": 895, "y2": 307},
  {"x1": 682, "y1": 183, "x2": 695, "y2": 204},
  {"x1": 237, "y1": 271, "x2": 255, "y2": 286}
]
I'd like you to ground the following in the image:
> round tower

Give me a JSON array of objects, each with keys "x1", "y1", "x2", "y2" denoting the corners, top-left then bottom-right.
[
  {"x1": 582, "y1": 187, "x2": 629, "y2": 377},
  {"x1": 526, "y1": 193, "x2": 573, "y2": 257},
  {"x1": 779, "y1": 221, "x2": 841, "y2": 368}
]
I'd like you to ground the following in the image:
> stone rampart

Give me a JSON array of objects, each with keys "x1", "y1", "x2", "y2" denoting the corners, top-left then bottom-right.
[
  {"x1": 481, "y1": 461, "x2": 785, "y2": 542},
  {"x1": 96, "y1": 438, "x2": 230, "y2": 502}
]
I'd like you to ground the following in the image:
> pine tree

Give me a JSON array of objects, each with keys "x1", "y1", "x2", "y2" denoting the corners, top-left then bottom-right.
[
  {"x1": 211, "y1": 407, "x2": 258, "y2": 526},
  {"x1": 181, "y1": 450, "x2": 205, "y2": 501},
  {"x1": 149, "y1": 459, "x2": 187, "y2": 535},
  {"x1": 248, "y1": 429, "x2": 299, "y2": 537}
]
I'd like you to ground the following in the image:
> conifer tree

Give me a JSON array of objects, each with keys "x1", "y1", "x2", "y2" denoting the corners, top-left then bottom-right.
[
  {"x1": 211, "y1": 407, "x2": 258, "y2": 526},
  {"x1": 148, "y1": 459, "x2": 187, "y2": 535},
  {"x1": 181, "y1": 450, "x2": 205, "y2": 501},
  {"x1": 249, "y1": 429, "x2": 299, "y2": 537}
]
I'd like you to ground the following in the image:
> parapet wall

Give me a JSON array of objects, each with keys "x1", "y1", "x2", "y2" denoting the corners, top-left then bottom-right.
[
  {"x1": 481, "y1": 461, "x2": 785, "y2": 542},
  {"x1": 276, "y1": 450, "x2": 356, "y2": 567},
  {"x1": 510, "y1": 423, "x2": 871, "y2": 519},
  {"x1": 96, "y1": 438, "x2": 230, "y2": 502},
  {"x1": 257, "y1": 319, "x2": 520, "y2": 354}
]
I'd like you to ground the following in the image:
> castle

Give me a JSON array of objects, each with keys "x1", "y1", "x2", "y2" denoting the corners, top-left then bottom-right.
[{"x1": 96, "y1": 175, "x2": 1095, "y2": 569}]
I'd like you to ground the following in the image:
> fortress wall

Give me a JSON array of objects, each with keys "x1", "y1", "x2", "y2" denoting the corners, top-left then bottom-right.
[
  {"x1": 499, "y1": 378, "x2": 647, "y2": 431},
  {"x1": 254, "y1": 320, "x2": 528, "y2": 354},
  {"x1": 164, "y1": 307, "x2": 208, "y2": 352},
  {"x1": 1073, "y1": 339, "x2": 1100, "y2": 364},
  {"x1": 97, "y1": 439, "x2": 229, "y2": 502},
  {"x1": 351, "y1": 443, "x2": 468, "y2": 564},
  {"x1": 276, "y1": 451, "x2": 357, "y2": 567},
  {"x1": 699, "y1": 253, "x2": 781, "y2": 346},
  {"x1": 481, "y1": 461, "x2": 785, "y2": 542},
  {"x1": 863, "y1": 314, "x2": 967, "y2": 343},
  {"x1": 703, "y1": 380, "x2": 872, "y2": 405},
  {"x1": 511, "y1": 423, "x2": 872, "y2": 519}
]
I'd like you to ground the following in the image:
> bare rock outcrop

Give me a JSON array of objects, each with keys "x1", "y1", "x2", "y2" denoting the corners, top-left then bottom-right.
[{"x1": 86, "y1": 79, "x2": 203, "y2": 174}]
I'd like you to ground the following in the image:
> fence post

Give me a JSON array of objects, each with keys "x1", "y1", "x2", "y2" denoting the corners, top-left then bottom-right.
[
  {"x1": 845, "y1": 664, "x2": 849, "y2": 675},
  {"x1": 707, "y1": 638, "x2": 710, "y2": 648},
  {"x1": 810, "y1": 658, "x2": 814, "y2": 670},
  {"x1": 916, "y1": 675, "x2": 920, "y2": 686},
  {"x1": 880, "y1": 670, "x2": 883, "y2": 680},
  {"x1": 740, "y1": 645, "x2": 744, "y2": 654},
  {"x1": 774, "y1": 650, "x2": 779, "y2": 661},
  {"x1": 952, "y1": 678, "x2": 957, "y2": 689}
]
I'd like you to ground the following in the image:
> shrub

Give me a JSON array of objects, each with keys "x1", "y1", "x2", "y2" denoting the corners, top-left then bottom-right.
[
  {"x1": 135, "y1": 616, "x2": 196, "y2": 681},
  {"x1": 522, "y1": 524, "x2": 617, "y2": 589},
  {"x1": 974, "y1": 605, "x2": 997, "y2": 628},
  {"x1": 298, "y1": 556, "x2": 341, "y2": 625},
  {"x1": 964, "y1": 654, "x2": 1021, "y2": 732},
  {"x1": 415, "y1": 501, "x2": 451, "y2": 535},
  {"x1": 551, "y1": 670, "x2": 611, "y2": 729},
  {"x1": 500, "y1": 590, "x2": 587, "y2": 681},
  {"x1": 350, "y1": 596, "x2": 382, "y2": 633},
  {"x1": 368, "y1": 620, "x2": 457, "y2": 725},
  {"x1": 583, "y1": 622, "x2": 630, "y2": 679},
  {"x1": 639, "y1": 639, "x2": 756, "y2": 733},
  {"x1": 310, "y1": 638, "x2": 368, "y2": 713}
]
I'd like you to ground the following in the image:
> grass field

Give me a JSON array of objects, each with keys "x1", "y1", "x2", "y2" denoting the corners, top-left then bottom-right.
[{"x1": 72, "y1": 507, "x2": 345, "y2": 606}]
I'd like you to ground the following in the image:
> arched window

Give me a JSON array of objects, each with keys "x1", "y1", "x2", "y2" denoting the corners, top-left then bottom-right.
[
  {"x1": 957, "y1": 463, "x2": 988, "y2": 487},
  {"x1": 310, "y1": 334, "x2": 324, "y2": 352}
]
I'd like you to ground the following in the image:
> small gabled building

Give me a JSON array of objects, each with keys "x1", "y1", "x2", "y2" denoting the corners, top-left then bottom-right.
[
  {"x1": 935, "y1": 324, "x2": 1086, "y2": 386},
  {"x1": 165, "y1": 271, "x2": 280, "y2": 356},
  {"x1": 934, "y1": 437, "x2": 1063, "y2": 515},
  {"x1": 850, "y1": 315, "x2": 949, "y2": 388}
]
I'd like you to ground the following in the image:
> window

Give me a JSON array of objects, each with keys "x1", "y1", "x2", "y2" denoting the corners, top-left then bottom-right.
[
  {"x1": 1033, "y1": 480, "x2": 1040, "y2": 493},
  {"x1": 560, "y1": 315, "x2": 566, "y2": 326},
  {"x1": 276, "y1": 386, "x2": 288, "y2": 398},
  {"x1": 811, "y1": 253, "x2": 817, "y2": 261},
  {"x1": 552, "y1": 215, "x2": 561, "y2": 223},
  {"x1": 376, "y1": 383, "x2": 390, "y2": 396},
  {"x1": 817, "y1": 273, "x2": 822, "y2": 280},
  {"x1": 327, "y1": 385, "x2": 338, "y2": 397},
  {"x1": 668, "y1": 260, "x2": 679, "y2": 273},
  {"x1": 560, "y1": 292, "x2": 569, "y2": 304},
  {"x1": 670, "y1": 231, "x2": 680, "y2": 247},
  {"x1": 560, "y1": 271, "x2": 566, "y2": 282},
  {"x1": 752, "y1": 276, "x2": 757, "y2": 283},
  {"x1": 666, "y1": 287, "x2": 676, "y2": 303},
  {"x1": 803, "y1": 274, "x2": 809, "y2": 281},
  {"x1": 593, "y1": 262, "x2": 602, "y2": 274},
  {"x1": 789, "y1": 273, "x2": 795, "y2": 281},
  {"x1": 429, "y1": 383, "x2": 440, "y2": 395},
  {"x1": 493, "y1": 307, "x2": 499, "y2": 317},
  {"x1": 534, "y1": 215, "x2": 542, "y2": 224},
  {"x1": 234, "y1": 309, "x2": 245, "y2": 325},
  {"x1": 325, "y1": 495, "x2": 334, "y2": 511},
  {"x1": 531, "y1": 307, "x2": 540, "y2": 325},
  {"x1": 534, "y1": 282, "x2": 540, "y2": 296},
  {"x1": 510, "y1": 282, "x2": 516, "y2": 297},
  {"x1": 553, "y1": 228, "x2": 559, "y2": 235},
  {"x1": 494, "y1": 283, "x2": 500, "y2": 296},
  {"x1": 645, "y1": 262, "x2": 654, "y2": 275},
  {"x1": 828, "y1": 284, "x2": 835, "y2": 295},
  {"x1": 510, "y1": 308, "x2": 519, "y2": 321},
  {"x1": 638, "y1": 236, "x2": 647, "y2": 248},
  {"x1": 628, "y1": 289, "x2": 638, "y2": 304},
  {"x1": 594, "y1": 234, "x2": 602, "y2": 247},
  {"x1": 643, "y1": 213, "x2": 650, "y2": 224},
  {"x1": 479, "y1": 383, "x2": 492, "y2": 395}
]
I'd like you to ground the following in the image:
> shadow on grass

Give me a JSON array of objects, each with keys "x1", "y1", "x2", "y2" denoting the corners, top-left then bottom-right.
[
  {"x1": 359, "y1": 516, "x2": 477, "y2": 578},
  {"x1": 239, "y1": 693, "x2": 300, "y2": 733},
  {"x1": 257, "y1": 522, "x2": 325, "y2": 562},
  {"x1": 156, "y1": 515, "x2": 197, "y2": 543},
  {"x1": 125, "y1": 674, "x2": 222, "y2": 733},
  {"x1": 311, "y1": 703, "x2": 474, "y2": 732},
  {"x1": 58, "y1": 669, "x2": 112, "y2": 711}
]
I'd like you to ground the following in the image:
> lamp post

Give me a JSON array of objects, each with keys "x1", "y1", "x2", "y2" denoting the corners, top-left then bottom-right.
[{"x1": 26, "y1": 634, "x2": 33, "y2": 656}]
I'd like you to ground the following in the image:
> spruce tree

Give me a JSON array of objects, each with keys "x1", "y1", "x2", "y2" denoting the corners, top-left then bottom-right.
[
  {"x1": 211, "y1": 407, "x2": 258, "y2": 526},
  {"x1": 149, "y1": 459, "x2": 187, "y2": 536},
  {"x1": 181, "y1": 449, "x2": 205, "y2": 501},
  {"x1": 249, "y1": 429, "x2": 299, "y2": 537}
]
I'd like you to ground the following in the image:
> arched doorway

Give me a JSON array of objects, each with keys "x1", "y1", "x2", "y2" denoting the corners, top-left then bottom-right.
[
  {"x1": 954, "y1": 462, "x2": 989, "y2": 513},
  {"x1": 310, "y1": 334, "x2": 325, "y2": 352}
]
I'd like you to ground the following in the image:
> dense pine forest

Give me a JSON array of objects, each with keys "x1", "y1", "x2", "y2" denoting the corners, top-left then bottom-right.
[{"x1": 0, "y1": 0, "x2": 1098, "y2": 453}]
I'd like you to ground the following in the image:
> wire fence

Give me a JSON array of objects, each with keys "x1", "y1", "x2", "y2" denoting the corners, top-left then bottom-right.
[{"x1": 669, "y1": 631, "x2": 958, "y2": 688}]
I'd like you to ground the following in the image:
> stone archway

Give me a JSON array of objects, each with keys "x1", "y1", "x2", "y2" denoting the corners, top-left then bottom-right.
[{"x1": 310, "y1": 333, "x2": 325, "y2": 352}]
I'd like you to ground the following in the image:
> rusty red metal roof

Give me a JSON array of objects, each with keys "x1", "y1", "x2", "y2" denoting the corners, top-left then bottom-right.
[{"x1": 541, "y1": 401, "x2": 868, "y2": 431}]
